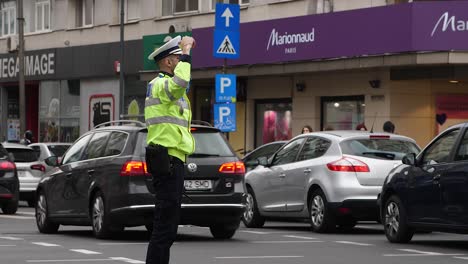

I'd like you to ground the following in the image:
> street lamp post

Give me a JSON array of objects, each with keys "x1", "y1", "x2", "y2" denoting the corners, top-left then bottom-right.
[{"x1": 18, "y1": 0, "x2": 25, "y2": 137}]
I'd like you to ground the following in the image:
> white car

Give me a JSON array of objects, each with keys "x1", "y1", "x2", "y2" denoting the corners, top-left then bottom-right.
[
  {"x1": 243, "y1": 131, "x2": 420, "y2": 233},
  {"x1": 29, "y1": 142, "x2": 71, "y2": 164},
  {"x1": 3, "y1": 142, "x2": 47, "y2": 207}
]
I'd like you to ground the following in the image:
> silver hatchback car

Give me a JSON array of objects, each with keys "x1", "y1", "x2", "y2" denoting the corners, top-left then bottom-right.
[{"x1": 243, "y1": 131, "x2": 420, "y2": 233}]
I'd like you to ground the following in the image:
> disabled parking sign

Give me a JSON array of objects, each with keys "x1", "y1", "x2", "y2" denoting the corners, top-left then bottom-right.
[{"x1": 214, "y1": 103, "x2": 236, "y2": 132}]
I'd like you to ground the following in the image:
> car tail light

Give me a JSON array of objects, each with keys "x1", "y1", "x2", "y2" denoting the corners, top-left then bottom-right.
[
  {"x1": 369, "y1": 135, "x2": 390, "y2": 139},
  {"x1": 30, "y1": 164, "x2": 46, "y2": 172},
  {"x1": 219, "y1": 161, "x2": 245, "y2": 174},
  {"x1": 120, "y1": 161, "x2": 150, "y2": 176},
  {"x1": 0, "y1": 194, "x2": 13, "y2": 198},
  {"x1": 190, "y1": 127, "x2": 197, "y2": 131},
  {"x1": 0, "y1": 161, "x2": 15, "y2": 171},
  {"x1": 327, "y1": 157, "x2": 370, "y2": 173}
]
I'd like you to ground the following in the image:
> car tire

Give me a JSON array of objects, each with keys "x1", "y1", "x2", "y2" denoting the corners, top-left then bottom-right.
[
  {"x1": 209, "y1": 225, "x2": 237, "y2": 240},
  {"x1": 91, "y1": 192, "x2": 121, "y2": 239},
  {"x1": 242, "y1": 188, "x2": 265, "y2": 228},
  {"x1": 383, "y1": 195, "x2": 414, "y2": 243},
  {"x1": 309, "y1": 189, "x2": 336, "y2": 233},
  {"x1": 35, "y1": 192, "x2": 59, "y2": 233},
  {"x1": 2, "y1": 199, "x2": 18, "y2": 215}
]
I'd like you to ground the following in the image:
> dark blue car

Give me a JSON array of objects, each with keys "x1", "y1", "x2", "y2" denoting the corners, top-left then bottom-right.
[{"x1": 379, "y1": 123, "x2": 468, "y2": 243}]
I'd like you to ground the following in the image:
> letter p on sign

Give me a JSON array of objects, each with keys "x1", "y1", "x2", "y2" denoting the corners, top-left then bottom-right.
[{"x1": 215, "y1": 74, "x2": 236, "y2": 103}]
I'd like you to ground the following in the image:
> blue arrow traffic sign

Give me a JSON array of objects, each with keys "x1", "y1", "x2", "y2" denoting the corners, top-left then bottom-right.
[
  {"x1": 215, "y1": 3, "x2": 240, "y2": 32},
  {"x1": 215, "y1": 74, "x2": 236, "y2": 103},
  {"x1": 213, "y1": 30, "x2": 240, "y2": 59},
  {"x1": 214, "y1": 103, "x2": 236, "y2": 132}
]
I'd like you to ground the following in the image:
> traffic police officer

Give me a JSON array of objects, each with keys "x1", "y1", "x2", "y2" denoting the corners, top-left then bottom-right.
[{"x1": 145, "y1": 35, "x2": 196, "y2": 264}]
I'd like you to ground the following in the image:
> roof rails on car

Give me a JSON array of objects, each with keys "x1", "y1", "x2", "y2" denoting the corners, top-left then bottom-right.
[
  {"x1": 94, "y1": 120, "x2": 146, "y2": 129},
  {"x1": 191, "y1": 120, "x2": 213, "y2": 127}
]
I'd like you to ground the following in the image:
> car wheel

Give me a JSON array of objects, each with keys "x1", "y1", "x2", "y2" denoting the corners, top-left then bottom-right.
[
  {"x1": 384, "y1": 195, "x2": 414, "y2": 243},
  {"x1": 210, "y1": 225, "x2": 237, "y2": 240},
  {"x1": 92, "y1": 192, "x2": 121, "y2": 239},
  {"x1": 242, "y1": 188, "x2": 265, "y2": 228},
  {"x1": 35, "y1": 192, "x2": 59, "y2": 233},
  {"x1": 2, "y1": 199, "x2": 18, "y2": 215},
  {"x1": 309, "y1": 189, "x2": 335, "y2": 233}
]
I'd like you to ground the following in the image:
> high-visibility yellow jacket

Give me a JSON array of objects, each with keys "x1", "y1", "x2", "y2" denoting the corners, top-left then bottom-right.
[{"x1": 144, "y1": 61, "x2": 195, "y2": 162}]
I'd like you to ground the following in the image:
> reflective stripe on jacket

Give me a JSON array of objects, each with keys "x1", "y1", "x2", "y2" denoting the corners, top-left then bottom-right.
[{"x1": 144, "y1": 61, "x2": 195, "y2": 162}]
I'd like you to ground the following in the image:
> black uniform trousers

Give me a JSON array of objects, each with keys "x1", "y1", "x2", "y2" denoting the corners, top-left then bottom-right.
[{"x1": 146, "y1": 156, "x2": 184, "y2": 264}]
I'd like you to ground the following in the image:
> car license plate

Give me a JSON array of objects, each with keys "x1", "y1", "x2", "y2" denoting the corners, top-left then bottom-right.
[{"x1": 184, "y1": 180, "x2": 212, "y2": 191}]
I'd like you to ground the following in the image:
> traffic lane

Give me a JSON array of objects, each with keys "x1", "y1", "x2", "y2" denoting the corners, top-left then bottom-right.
[{"x1": 3, "y1": 225, "x2": 468, "y2": 264}]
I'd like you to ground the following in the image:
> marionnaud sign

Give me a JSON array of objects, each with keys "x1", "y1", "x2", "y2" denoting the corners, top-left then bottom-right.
[{"x1": 193, "y1": 1, "x2": 468, "y2": 69}]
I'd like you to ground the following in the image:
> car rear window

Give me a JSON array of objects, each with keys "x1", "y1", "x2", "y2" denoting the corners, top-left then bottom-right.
[
  {"x1": 0, "y1": 145, "x2": 8, "y2": 159},
  {"x1": 139, "y1": 130, "x2": 234, "y2": 157},
  {"x1": 340, "y1": 138, "x2": 420, "y2": 160},
  {"x1": 48, "y1": 145, "x2": 70, "y2": 157},
  {"x1": 6, "y1": 148, "x2": 38, "y2": 162}
]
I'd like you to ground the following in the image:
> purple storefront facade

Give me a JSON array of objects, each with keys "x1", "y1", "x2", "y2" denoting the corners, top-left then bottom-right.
[{"x1": 190, "y1": 1, "x2": 468, "y2": 149}]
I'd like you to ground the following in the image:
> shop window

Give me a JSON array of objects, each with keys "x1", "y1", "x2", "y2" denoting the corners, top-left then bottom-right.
[
  {"x1": 119, "y1": 0, "x2": 140, "y2": 22},
  {"x1": 194, "y1": 86, "x2": 213, "y2": 124},
  {"x1": 39, "y1": 80, "x2": 81, "y2": 143},
  {"x1": 122, "y1": 75, "x2": 146, "y2": 123},
  {"x1": 0, "y1": 3, "x2": 16, "y2": 37},
  {"x1": 162, "y1": 0, "x2": 199, "y2": 16},
  {"x1": 76, "y1": 0, "x2": 93, "y2": 27},
  {"x1": 211, "y1": 0, "x2": 250, "y2": 10},
  {"x1": 255, "y1": 100, "x2": 292, "y2": 148},
  {"x1": 35, "y1": 0, "x2": 50, "y2": 32},
  {"x1": 321, "y1": 95, "x2": 365, "y2": 131}
]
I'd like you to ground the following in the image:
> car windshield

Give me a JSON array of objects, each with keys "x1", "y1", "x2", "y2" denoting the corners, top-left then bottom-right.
[
  {"x1": 340, "y1": 138, "x2": 420, "y2": 160},
  {"x1": 6, "y1": 148, "x2": 39, "y2": 162},
  {"x1": 48, "y1": 145, "x2": 70, "y2": 157}
]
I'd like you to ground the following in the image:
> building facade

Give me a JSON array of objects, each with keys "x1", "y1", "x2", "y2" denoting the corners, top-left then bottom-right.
[{"x1": 1, "y1": 0, "x2": 467, "y2": 155}]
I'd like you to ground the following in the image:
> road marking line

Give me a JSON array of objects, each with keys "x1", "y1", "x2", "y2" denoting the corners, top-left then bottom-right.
[
  {"x1": 384, "y1": 249, "x2": 465, "y2": 257},
  {"x1": 18, "y1": 212, "x2": 36, "y2": 216},
  {"x1": 215, "y1": 256, "x2": 304, "y2": 259},
  {"x1": 283, "y1": 235, "x2": 317, "y2": 240},
  {"x1": 454, "y1": 257, "x2": 468, "y2": 260},
  {"x1": 27, "y1": 259, "x2": 111, "y2": 263},
  {"x1": 0, "y1": 245, "x2": 15, "y2": 247},
  {"x1": 0, "y1": 215, "x2": 34, "y2": 219},
  {"x1": 240, "y1": 230, "x2": 270, "y2": 234},
  {"x1": 335, "y1": 241, "x2": 373, "y2": 246},
  {"x1": 110, "y1": 257, "x2": 145, "y2": 263},
  {"x1": 251, "y1": 240, "x2": 323, "y2": 243},
  {"x1": 98, "y1": 243, "x2": 149, "y2": 245},
  {"x1": 32, "y1": 242, "x2": 61, "y2": 247},
  {"x1": 70, "y1": 249, "x2": 102, "y2": 255},
  {"x1": 0, "y1": 236, "x2": 23, "y2": 240}
]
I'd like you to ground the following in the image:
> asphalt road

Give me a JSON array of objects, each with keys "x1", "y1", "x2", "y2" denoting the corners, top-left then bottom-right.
[{"x1": 2, "y1": 204, "x2": 468, "y2": 264}]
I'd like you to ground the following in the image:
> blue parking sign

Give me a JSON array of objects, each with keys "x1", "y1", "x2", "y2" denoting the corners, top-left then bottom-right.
[
  {"x1": 215, "y1": 74, "x2": 236, "y2": 103},
  {"x1": 214, "y1": 103, "x2": 236, "y2": 132}
]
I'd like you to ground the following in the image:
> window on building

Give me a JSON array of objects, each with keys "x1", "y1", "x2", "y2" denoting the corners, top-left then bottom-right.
[
  {"x1": 211, "y1": 0, "x2": 249, "y2": 10},
  {"x1": 321, "y1": 95, "x2": 365, "y2": 131},
  {"x1": 317, "y1": 0, "x2": 332, "y2": 13},
  {"x1": 255, "y1": 100, "x2": 292, "y2": 147},
  {"x1": 0, "y1": 4, "x2": 16, "y2": 37},
  {"x1": 35, "y1": 0, "x2": 50, "y2": 32},
  {"x1": 76, "y1": 0, "x2": 93, "y2": 27},
  {"x1": 119, "y1": 0, "x2": 140, "y2": 22},
  {"x1": 162, "y1": 0, "x2": 199, "y2": 16}
]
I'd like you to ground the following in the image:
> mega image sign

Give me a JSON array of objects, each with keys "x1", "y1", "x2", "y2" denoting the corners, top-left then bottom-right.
[
  {"x1": 0, "y1": 49, "x2": 56, "y2": 82},
  {"x1": 192, "y1": 1, "x2": 468, "y2": 68}
]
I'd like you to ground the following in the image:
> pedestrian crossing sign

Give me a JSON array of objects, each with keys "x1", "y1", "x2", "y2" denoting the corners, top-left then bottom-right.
[{"x1": 213, "y1": 30, "x2": 240, "y2": 59}]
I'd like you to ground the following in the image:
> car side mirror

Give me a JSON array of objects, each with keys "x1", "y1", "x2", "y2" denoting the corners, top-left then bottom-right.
[
  {"x1": 257, "y1": 156, "x2": 269, "y2": 167},
  {"x1": 45, "y1": 156, "x2": 59, "y2": 167},
  {"x1": 402, "y1": 153, "x2": 416, "y2": 166}
]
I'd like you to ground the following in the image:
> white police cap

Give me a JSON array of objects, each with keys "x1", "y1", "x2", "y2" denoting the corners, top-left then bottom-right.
[{"x1": 148, "y1": 35, "x2": 183, "y2": 62}]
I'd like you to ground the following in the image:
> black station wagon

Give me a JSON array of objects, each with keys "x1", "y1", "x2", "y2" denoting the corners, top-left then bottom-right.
[{"x1": 35, "y1": 120, "x2": 246, "y2": 239}]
